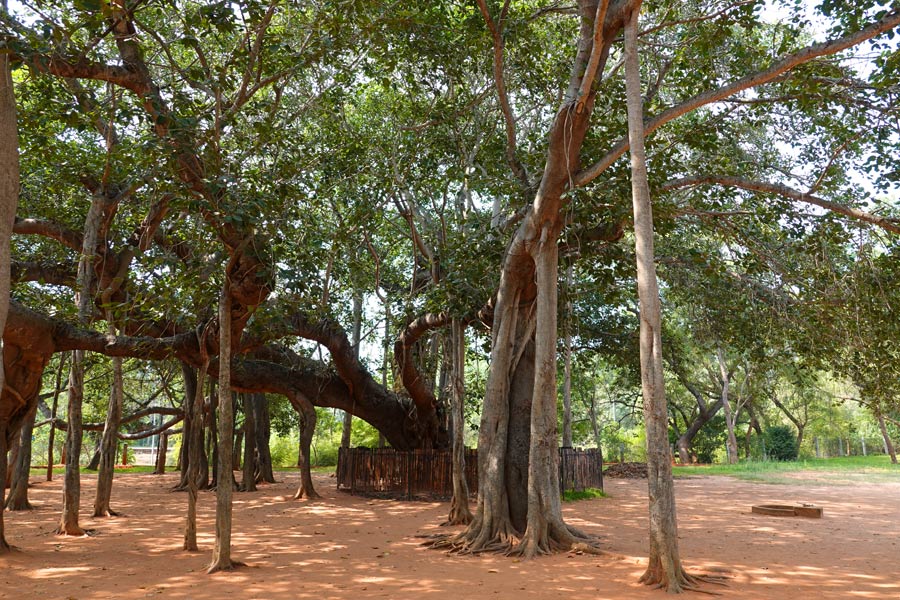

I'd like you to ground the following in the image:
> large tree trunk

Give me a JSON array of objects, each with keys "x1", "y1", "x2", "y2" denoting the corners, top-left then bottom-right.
[
  {"x1": 624, "y1": 7, "x2": 694, "y2": 592},
  {"x1": 93, "y1": 317, "x2": 124, "y2": 517},
  {"x1": 445, "y1": 318, "x2": 472, "y2": 526},
  {"x1": 716, "y1": 348, "x2": 739, "y2": 465},
  {"x1": 208, "y1": 278, "x2": 239, "y2": 573},
  {"x1": 430, "y1": 0, "x2": 628, "y2": 556},
  {"x1": 515, "y1": 233, "x2": 576, "y2": 558},
  {"x1": 0, "y1": 0, "x2": 20, "y2": 550},
  {"x1": 878, "y1": 413, "x2": 897, "y2": 464},
  {"x1": 290, "y1": 392, "x2": 319, "y2": 500},
  {"x1": 6, "y1": 404, "x2": 36, "y2": 510}
]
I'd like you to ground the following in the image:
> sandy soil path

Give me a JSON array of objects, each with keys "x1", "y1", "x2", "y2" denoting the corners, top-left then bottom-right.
[{"x1": 2, "y1": 470, "x2": 898, "y2": 599}]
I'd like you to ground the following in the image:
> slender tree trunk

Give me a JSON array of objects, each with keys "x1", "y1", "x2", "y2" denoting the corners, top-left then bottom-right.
[
  {"x1": 562, "y1": 263, "x2": 574, "y2": 448},
  {"x1": 716, "y1": 348, "x2": 739, "y2": 465},
  {"x1": 588, "y1": 385, "x2": 603, "y2": 449},
  {"x1": 93, "y1": 317, "x2": 124, "y2": 517},
  {"x1": 878, "y1": 414, "x2": 897, "y2": 464},
  {"x1": 291, "y1": 393, "x2": 320, "y2": 500},
  {"x1": 379, "y1": 296, "x2": 390, "y2": 449},
  {"x1": 209, "y1": 278, "x2": 239, "y2": 573},
  {"x1": 232, "y1": 429, "x2": 243, "y2": 469},
  {"x1": 241, "y1": 394, "x2": 257, "y2": 492},
  {"x1": 208, "y1": 379, "x2": 218, "y2": 489},
  {"x1": 58, "y1": 185, "x2": 106, "y2": 535},
  {"x1": 5, "y1": 427, "x2": 18, "y2": 487},
  {"x1": 6, "y1": 404, "x2": 36, "y2": 510},
  {"x1": 57, "y1": 350, "x2": 87, "y2": 536},
  {"x1": 341, "y1": 293, "x2": 363, "y2": 449},
  {"x1": 254, "y1": 394, "x2": 275, "y2": 484},
  {"x1": 445, "y1": 318, "x2": 472, "y2": 525},
  {"x1": 0, "y1": 426, "x2": 9, "y2": 551},
  {"x1": 624, "y1": 8, "x2": 693, "y2": 592},
  {"x1": 154, "y1": 434, "x2": 168, "y2": 474},
  {"x1": 184, "y1": 330, "x2": 211, "y2": 552},
  {"x1": 46, "y1": 356, "x2": 67, "y2": 482}
]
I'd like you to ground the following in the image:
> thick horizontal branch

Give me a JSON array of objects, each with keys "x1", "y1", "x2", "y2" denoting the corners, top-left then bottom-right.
[
  {"x1": 575, "y1": 9, "x2": 900, "y2": 186},
  {"x1": 660, "y1": 175, "x2": 900, "y2": 234},
  {"x1": 12, "y1": 261, "x2": 76, "y2": 287},
  {"x1": 18, "y1": 52, "x2": 149, "y2": 96},
  {"x1": 14, "y1": 217, "x2": 83, "y2": 250}
]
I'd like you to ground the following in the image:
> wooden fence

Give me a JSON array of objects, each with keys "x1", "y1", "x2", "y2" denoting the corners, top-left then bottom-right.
[{"x1": 337, "y1": 446, "x2": 602, "y2": 498}]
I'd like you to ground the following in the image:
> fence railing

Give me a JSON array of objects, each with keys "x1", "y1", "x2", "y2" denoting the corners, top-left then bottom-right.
[{"x1": 337, "y1": 446, "x2": 602, "y2": 498}]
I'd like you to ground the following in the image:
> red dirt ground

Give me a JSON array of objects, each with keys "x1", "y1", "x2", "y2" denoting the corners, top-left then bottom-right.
[{"x1": 2, "y1": 471, "x2": 899, "y2": 599}]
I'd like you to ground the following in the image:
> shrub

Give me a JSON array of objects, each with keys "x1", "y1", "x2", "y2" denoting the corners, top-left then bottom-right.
[{"x1": 765, "y1": 425, "x2": 799, "y2": 461}]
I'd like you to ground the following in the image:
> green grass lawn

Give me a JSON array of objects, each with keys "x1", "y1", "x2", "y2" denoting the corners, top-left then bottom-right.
[
  {"x1": 563, "y1": 487, "x2": 607, "y2": 502},
  {"x1": 672, "y1": 455, "x2": 900, "y2": 485}
]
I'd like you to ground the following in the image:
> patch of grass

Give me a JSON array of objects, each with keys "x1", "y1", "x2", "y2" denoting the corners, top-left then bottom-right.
[
  {"x1": 673, "y1": 455, "x2": 900, "y2": 485},
  {"x1": 563, "y1": 487, "x2": 607, "y2": 502}
]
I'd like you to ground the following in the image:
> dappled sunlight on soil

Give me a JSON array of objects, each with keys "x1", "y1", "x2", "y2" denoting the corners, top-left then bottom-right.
[{"x1": 2, "y1": 471, "x2": 898, "y2": 598}]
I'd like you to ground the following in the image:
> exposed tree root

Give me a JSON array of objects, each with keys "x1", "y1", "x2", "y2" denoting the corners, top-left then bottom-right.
[
  {"x1": 0, "y1": 540, "x2": 15, "y2": 554},
  {"x1": 5, "y1": 497, "x2": 33, "y2": 511},
  {"x1": 423, "y1": 517, "x2": 519, "y2": 555},
  {"x1": 91, "y1": 508, "x2": 121, "y2": 518},
  {"x1": 292, "y1": 487, "x2": 321, "y2": 501},
  {"x1": 508, "y1": 522, "x2": 604, "y2": 560},
  {"x1": 425, "y1": 517, "x2": 606, "y2": 559},
  {"x1": 441, "y1": 512, "x2": 473, "y2": 527},
  {"x1": 639, "y1": 565, "x2": 728, "y2": 595},
  {"x1": 54, "y1": 526, "x2": 95, "y2": 537},
  {"x1": 206, "y1": 559, "x2": 247, "y2": 574}
]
